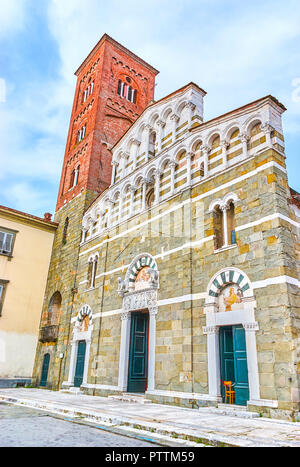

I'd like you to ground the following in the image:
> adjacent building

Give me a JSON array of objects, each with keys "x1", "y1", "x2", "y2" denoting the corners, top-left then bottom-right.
[
  {"x1": 0, "y1": 206, "x2": 57, "y2": 386},
  {"x1": 32, "y1": 34, "x2": 300, "y2": 420}
]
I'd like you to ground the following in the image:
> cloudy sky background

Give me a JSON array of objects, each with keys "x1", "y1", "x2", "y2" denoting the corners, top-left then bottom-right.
[{"x1": 1, "y1": 0, "x2": 300, "y2": 217}]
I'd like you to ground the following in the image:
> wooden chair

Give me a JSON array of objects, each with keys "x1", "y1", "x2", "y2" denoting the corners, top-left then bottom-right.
[{"x1": 223, "y1": 380, "x2": 235, "y2": 404}]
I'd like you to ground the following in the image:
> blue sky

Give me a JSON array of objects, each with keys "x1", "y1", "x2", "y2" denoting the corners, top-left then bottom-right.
[{"x1": 1, "y1": 0, "x2": 300, "y2": 217}]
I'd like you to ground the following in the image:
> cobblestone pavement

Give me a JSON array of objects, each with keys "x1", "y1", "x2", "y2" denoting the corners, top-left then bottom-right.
[{"x1": 0, "y1": 403, "x2": 159, "y2": 447}]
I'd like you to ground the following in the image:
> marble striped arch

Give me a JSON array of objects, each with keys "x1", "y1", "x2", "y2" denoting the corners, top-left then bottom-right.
[
  {"x1": 76, "y1": 304, "x2": 93, "y2": 324},
  {"x1": 126, "y1": 253, "x2": 157, "y2": 285},
  {"x1": 207, "y1": 268, "x2": 251, "y2": 301}
]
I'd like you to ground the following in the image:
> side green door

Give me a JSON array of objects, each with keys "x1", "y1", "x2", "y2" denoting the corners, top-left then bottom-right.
[
  {"x1": 127, "y1": 312, "x2": 149, "y2": 393},
  {"x1": 220, "y1": 325, "x2": 249, "y2": 406},
  {"x1": 232, "y1": 325, "x2": 249, "y2": 406},
  {"x1": 74, "y1": 340, "x2": 86, "y2": 388},
  {"x1": 40, "y1": 353, "x2": 50, "y2": 387}
]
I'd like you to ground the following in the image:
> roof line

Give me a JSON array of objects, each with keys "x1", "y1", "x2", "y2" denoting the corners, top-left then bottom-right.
[
  {"x1": 0, "y1": 205, "x2": 58, "y2": 228},
  {"x1": 75, "y1": 33, "x2": 159, "y2": 77}
]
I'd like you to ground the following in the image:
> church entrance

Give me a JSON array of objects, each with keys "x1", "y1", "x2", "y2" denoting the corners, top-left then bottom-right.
[
  {"x1": 127, "y1": 311, "x2": 149, "y2": 393},
  {"x1": 40, "y1": 353, "x2": 50, "y2": 387},
  {"x1": 219, "y1": 325, "x2": 249, "y2": 406}
]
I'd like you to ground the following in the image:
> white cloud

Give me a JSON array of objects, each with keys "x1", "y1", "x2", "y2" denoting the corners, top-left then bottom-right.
[{"x1": 0, "y1": 0, "x2": 28, "y2": 39}]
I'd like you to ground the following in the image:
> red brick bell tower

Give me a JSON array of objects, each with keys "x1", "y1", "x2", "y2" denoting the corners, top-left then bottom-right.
[{"x1": 56, "y1": 34, "x2": 159, "y2": 211}]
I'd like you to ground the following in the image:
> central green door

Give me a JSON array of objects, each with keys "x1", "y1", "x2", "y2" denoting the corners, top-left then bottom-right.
[
  {"x1": 74, "y1": 340, "x2": 86, "y2": 388},
  {"x1": 220, "y1": 325, "x2": 249, "y2": 406},
  {"x1": 127, "y1": 312, "x2": 149, "y2": 393}
]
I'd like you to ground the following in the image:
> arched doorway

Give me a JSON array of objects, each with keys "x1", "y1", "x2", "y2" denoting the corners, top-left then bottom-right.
[
  {"x1": 204, "y1": 268, "x2": 260, "y2": 406},
  {"x1": 40, "y1": 353, "x2": 50, "y2": 387},
  {"x1": 127, "y1": 310, "x2": 149, "y2": 393}
]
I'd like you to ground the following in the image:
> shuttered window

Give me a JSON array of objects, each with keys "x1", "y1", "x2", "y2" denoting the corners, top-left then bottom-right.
[
  {"x1": 0, "y1": 231, "x2": 14, "y2": 255},
  {"x1": 0, "y1": 280, "x2": 8, "y2": 316}
]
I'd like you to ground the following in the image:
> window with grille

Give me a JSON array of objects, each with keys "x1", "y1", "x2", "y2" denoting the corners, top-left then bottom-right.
[
  {"x1": 0, "y1": 230, "x2": 15, "y2": 256},
  {"x1": 77, "y1": 124, "x2": 86, "y2": 143}
]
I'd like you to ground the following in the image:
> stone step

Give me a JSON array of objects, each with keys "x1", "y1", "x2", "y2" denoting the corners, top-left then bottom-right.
[
  {"x1": 108, "y1": 393, "x2": 152, "y2": 404},
  {"x1": 199, "y1": 404, "x2": 259, "y2": 419}
]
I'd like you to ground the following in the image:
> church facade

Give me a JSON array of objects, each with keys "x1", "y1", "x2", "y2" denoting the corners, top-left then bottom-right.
[{"x1": 32, "y1": 34, "x2": 300, "y2": 420}]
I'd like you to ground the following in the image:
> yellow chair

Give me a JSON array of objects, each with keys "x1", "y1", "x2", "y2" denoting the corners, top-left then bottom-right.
[{"x1": 223, "y1": 381, "x2": 235, "y2": 404}]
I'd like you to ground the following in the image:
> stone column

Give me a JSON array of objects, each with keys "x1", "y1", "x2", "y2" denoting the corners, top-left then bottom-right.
[
  {"x1": 220, "y1": 203, "x2": 229, "y2": 247},
  {"x1": 106, "y1": 199, "x2": 115, "y2": 227},
  {"x1": 141, "y1": 178, "x2": 148, "y2": 210},
  {"x1": 261, "y1": 123, "x2": 274, "y2": 148},
  {"x1": 129, "y1": 185, "x2": 137, "y2": 216},
  {"x1": 154, "y1": 169, "x2": 162, "y2": 205},
  {"x1": 118, "y1": 312, "x2": 132, "y2": 391},
  {"x1": 221, "y1": 140, "x2": 230, "y2": 169},
  {"x1": 132, "y1": 139, "x2": 141, "y2": 170},
  {"x1": 147, "y1": 306, "x2": 158, "y2": 391},
  {"x1": 157, "y1": 120, "x2": 166, "y2": 152},
  {"x1": 111, "y1": 161, "x2": 118, "y2": 184},
  {"x1": 201, "y1": 145, "x2": 211, "y2": 177},
  {"x1": 243, "y1": 321, "x2": 260, "y2": 402},
  {"x1": 239, "y1": 133, "x2": 250, "y2": 159},
  {"x1": 186, "y1": 152, "x2": 194, "y2": 186},
  {"x1": 185, "y1": 101, "x2": 196, "y2": 128},
  {"x1": 81, "y1": 228, "x2": 88, "y2": 243},
  {"x1": 204, "y1": 325, "x2": 221, "y2": 400},
  {"x1": 170, "y1": 114, "x2": 180, "y2": 143},
  {"x1": 169, "y1": 160, "x2": 177, "y2": 195},
  {"x1": 145, "y1": 125, "x2": 153, "y2": 162}
]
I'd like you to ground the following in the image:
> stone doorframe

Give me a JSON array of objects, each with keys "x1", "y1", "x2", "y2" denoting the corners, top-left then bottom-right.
[
  {"x1": 203, "y1": 268, "x2": 261, "y2": 405},
  {"x1": 118, "y1": 288, "x2": 158, "y2": 392},
  {"x1": 65, "y1": 305, "x2": 93, "y2": 388}
]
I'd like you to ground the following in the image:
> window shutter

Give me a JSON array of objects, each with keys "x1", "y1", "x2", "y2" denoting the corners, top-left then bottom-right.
[
  {"x1": 3, "y1": 233, "x2": 12, "y2": 253},
  {"x1": 0, "y1": 231, "x2": 5, "y2": 251}
]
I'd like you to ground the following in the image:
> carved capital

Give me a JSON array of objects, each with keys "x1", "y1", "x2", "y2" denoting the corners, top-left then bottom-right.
[
  {"x1": 121, "y1": 311, "x2": 131, "y2": 321},
  {"x1": 220, "y1": 140, "x2": 230, "y2": 150},
  {"x1": 201, "y1": 145, "x2": 211, "y2": 154},
  {"x1": 186, "y1": 151, "x2": 194, "y2": 160},
  {"x1": 260, "y1": 123, "x2": 274, "y2": 135},
  {"x1": 243, "y1": 322, "x2": 259, "y2": 332},
  {"x1": 239, "y1": 133, "x2": 250, "y2": 143},
  {"x1": 203, "y1": 325, "x2": 219, "y2": 335},
  {"x1": 170, "y1": 113, "x2": 180, "y2": 122},
  {"x1": 185, "y1": 101, "x2": 196, "y2": 111},
  {"x1": 157, "y1": 119, "x2": 166, "y2": 128}
]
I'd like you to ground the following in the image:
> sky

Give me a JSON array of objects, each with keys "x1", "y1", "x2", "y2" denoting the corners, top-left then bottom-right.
[{"x1": 0, "y1": 0, "x2": 300, "y2": 217}]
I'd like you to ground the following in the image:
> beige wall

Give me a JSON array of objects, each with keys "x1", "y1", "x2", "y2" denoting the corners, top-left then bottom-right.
[{"x1": 0, "y1": 214, "x2": 55, "y2": 378}]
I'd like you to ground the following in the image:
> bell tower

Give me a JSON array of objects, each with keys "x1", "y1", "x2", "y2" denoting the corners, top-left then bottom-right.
[
  {"x1": 32, "y1": 35, "x2": 158, "y2": 389},
  {"x1": 56, "y1": 33, "x2": 159, "y2": 211}
]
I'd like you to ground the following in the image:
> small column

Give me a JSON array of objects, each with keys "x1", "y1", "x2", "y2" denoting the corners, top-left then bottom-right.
[
  {"x1": 129, "y1": 185, "x2": 137, "y2": 216},
  {"x1": 132, "y1": 139, "x2": 141, "y2": 170},
  {"x1": 185, "y1": 101, "x2": 196, "y2": 128},
  {"x1": 118, "y1": 312, "x2": 132, "y2": 391},
  {"x1": 260, "y1": 123, "x2": 274, "y2": 148},
  {"x1": 145, "y1": 125, "x2": 153, "y2": 162},
  {"x1": 204, "y1": 325, "x2": 221, "y2": 400},
  {"x1": 157, "y1": 120, "x2": 166, "y2": 152},
  {"x1": 243, "y1": 322, "x2": 260, "y2": 402},
  {"x1": 141, "y1": 178, "x2": 148, "y2": 210},
  {"x1": 154, "y1": 169, "x2": 162, "y2": 205},
  {"x1": 111, "y1": 161, "x2": 118, "y2": 184},
  {"x1": 170, "y1": 114, "x2": 180, "y2": 143},
  {"x1": 186, "y1": 152, "x2": 194, "y2": 186},
  {"x1": 169, "y1": 160, "x2": 177, "y2": 195},
  {"x1": 220, "y1": 203, "x2": 229, "y2": 247},
  {"x1": 201, "y1": 145, "x2": 211, "y2": 177},
  {"x1": 81, "y1": 228, "x2": 88, "y2": 243},
  {"x1": 73, "y1": 166, "x2": 79, "y2": 187},
  {"x1": 220, "y1": 140, "x2": 230, "y2": 169},
  {"x1": 239, "y1": 133, "x2": 250, "y2": 159},
  {"x1": 147, "y1": 307, "x2": 158, "y2": 391},
  {"x1": 106, "y1": 199, "x2": 115, "y2": 227}
]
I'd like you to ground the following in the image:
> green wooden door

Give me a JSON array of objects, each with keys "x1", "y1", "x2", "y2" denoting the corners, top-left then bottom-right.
[
  {"x1": 40, "y1": 353, "x2": 50, "y2": 387},
  {"x1": 74, "y1": 340, "x2": 86, "y2": 388},
  {"x1": 232, "y1": 325, "x2": 249, "y2": 406},
  {"x1": 127, "y1": 312, "x2": 149, "y2": 393},
  {"x1": 220, "y1": 325, "x2": 249, "y2": 406}
]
